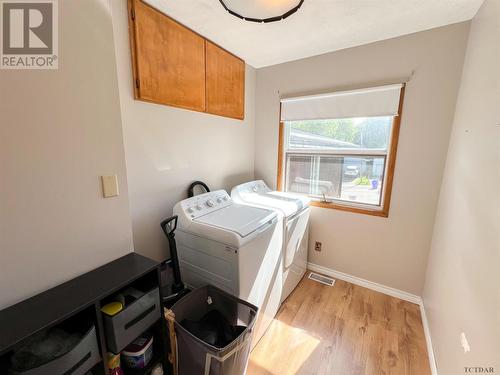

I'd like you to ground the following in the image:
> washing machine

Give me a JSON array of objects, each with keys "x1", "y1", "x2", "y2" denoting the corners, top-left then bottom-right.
[
  {"x1": 173, "y1": 190, "x2": 283, "y2": 348},
  {"x1": 231, "y1": 180, "x2": 310, "y2": 303}
]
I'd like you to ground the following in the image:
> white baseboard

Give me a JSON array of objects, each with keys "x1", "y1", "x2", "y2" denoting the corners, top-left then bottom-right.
[
  {"x1": 306, "y1": 262, "x2": 438, "y2": 375},
  {"x1": 419, "y1": 301, "x2": 438, "y2": 375},
  {"x1": 307, "y1": 262, "x2": 421, "y2": 304}
]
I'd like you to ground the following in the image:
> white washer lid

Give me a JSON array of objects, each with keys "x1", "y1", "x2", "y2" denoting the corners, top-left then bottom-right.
[
  {"x1": 194, "y1": 204, "x2": 276, "y2": 237},
  {"x1": 237, "y1": 191, "x2": 310, "y2": 218}
]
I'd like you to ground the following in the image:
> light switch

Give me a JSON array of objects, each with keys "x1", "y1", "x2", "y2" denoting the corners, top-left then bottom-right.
[{"x1": 101, "y1": 175, "x2": 119, "y2": 198}]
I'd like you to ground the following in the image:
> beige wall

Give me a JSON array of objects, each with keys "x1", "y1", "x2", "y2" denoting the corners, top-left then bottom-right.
[
  {"x1": 0, "y1": 0, "x2": 133, "y2": 309},
  {"x1": 254, "y1": 23, "x2": 470, "y2": 295},
  {"x1": 110, "y1": 1, "x2": 256, "y2": 261},
  {"x1": 423, "y1": 0, "x2": 500, "y2": 372}
]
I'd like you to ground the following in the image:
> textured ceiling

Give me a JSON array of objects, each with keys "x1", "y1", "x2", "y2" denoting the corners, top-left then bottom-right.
[{"x1": 145, "y1": 0, "x2": 484, "y2": 68}]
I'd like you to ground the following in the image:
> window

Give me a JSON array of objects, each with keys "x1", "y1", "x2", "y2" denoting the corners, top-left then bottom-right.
[{"x1": 277, "y1": 84, "x2": 405, "y2": 217}]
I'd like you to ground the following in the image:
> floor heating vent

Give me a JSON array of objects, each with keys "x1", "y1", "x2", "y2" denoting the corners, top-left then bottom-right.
[{"x1": 308, "y1": 272, "x2": 336, "y2": 286}]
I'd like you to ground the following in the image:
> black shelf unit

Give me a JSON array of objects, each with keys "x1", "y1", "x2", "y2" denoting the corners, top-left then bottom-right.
[{"x1": 0, "y1": 253, "x2": 168, "y2": 375}]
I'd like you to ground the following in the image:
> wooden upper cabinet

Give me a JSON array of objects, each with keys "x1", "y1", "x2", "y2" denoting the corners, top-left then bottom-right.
[
  {"x1": 128, "y1": 0, "x2": 245, "y2": 119},
  {"x1": 205, "y1": 41, "x2": 245, "y2": 120},
  {"x1": 129, "y1": 0, "x2": 206, "y2": 112}
]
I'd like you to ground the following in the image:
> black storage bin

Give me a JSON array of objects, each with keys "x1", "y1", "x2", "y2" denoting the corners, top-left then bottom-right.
[
  {"x1": 170, "y1": 285, "x2": 257, "y2": 375},
  {"x1": 9, "y1": 326, "x2": 100, "y2": 375},
  {"x1": 103, "y1": 287, "x2": 161, "y2": 353}
]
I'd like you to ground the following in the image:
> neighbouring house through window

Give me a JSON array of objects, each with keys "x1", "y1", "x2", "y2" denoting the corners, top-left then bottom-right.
[{"x1": 278, "y1": 84, "x2": 405, "y2": 217}]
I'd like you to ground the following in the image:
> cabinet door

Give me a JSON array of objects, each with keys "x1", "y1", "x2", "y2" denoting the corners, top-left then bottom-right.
[
  {"x1": 130, "y1": 0, "x2": 206, "y2": 112},
  {"x1": 205, "y1": 41, "x2": 245, "y2": 120}
]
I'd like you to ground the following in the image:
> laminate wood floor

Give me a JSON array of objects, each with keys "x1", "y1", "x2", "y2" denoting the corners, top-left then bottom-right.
[{"x1": 248, "y1": 273, "x2": 431, "y2": 375}]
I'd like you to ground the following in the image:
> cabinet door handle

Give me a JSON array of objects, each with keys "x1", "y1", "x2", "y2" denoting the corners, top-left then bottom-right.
[
  {"x1": 62, "y1": 352, "x2": 91, "y2": 375},
  {"x1": 124, "y1": 304, "x2": 156, "y2": 330}
]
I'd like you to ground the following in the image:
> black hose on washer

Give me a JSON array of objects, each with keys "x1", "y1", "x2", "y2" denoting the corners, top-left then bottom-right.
[{"x1": 187, "y1": 181, "x2": 210, "y2": 197}]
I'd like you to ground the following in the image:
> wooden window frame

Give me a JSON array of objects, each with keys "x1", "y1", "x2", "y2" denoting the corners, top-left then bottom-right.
[{"x1": 276, "y1": 84, "x2": 405, "y2": 218}]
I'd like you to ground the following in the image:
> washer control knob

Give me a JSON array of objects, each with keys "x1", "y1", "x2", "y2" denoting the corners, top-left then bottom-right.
[
  {"x1": 206, "y1": 199, "x2": 215, "y2": 207},
  {"x1": 187, "y1": 207, "x2": 194, "y2": 213},
  {"x1": 223, "y1": 196, "x2": 229, "y2": 201},
  {"x1": 196, "y1": 204, "x2": 203, "y2": 210},
  {"x1": 216, "y1": 197, "x2": 223, "y2": 203}
]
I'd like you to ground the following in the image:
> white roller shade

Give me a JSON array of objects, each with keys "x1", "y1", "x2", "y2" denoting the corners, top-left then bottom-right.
[{"x1": 280, "y1": 84, "x2": 403, "y2": 121}]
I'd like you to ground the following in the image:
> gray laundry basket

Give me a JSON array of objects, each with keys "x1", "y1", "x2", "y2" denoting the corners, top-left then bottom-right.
[{"x1": 166, "y1": 285, "x2": 258, "y2": 375}]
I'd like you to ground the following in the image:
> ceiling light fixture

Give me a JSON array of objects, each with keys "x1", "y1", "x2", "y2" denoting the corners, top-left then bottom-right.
[{"x1": 219, "y1": 0, "x2": 304, "y2": 23}]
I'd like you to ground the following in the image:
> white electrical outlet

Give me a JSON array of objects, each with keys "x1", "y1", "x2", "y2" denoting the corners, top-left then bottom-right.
[{"x1": 460, "y1": 332, "x2": 471, "y2": 353}]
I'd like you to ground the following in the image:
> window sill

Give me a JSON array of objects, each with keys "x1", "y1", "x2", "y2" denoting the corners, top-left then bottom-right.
[{"x1": 310, "y1": 200, "x2": 389, "y2": 217}]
